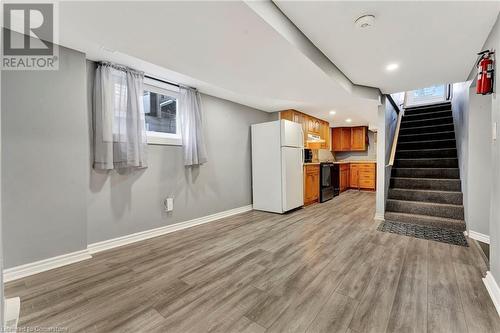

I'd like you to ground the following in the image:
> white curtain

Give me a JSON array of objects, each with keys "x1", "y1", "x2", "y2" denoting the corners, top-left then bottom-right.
[
  {"x1": 93, "y1": 62, "x2": 147, "y2": 170},
  {"x1": 179, "y1": 87, "x2": 208, "y2": 166}
]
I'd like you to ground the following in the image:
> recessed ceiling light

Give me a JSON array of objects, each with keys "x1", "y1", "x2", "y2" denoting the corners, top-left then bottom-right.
[
  {"x1": 329, "y1": 110, "x2": 336, "y2": 115},
  {"x1": 354, "y1": 15, "x2": 375, "y2": 29},
  {"x1": 386, "y1": 63, "x2": 399, "y2": 71},
  {"x1": 345, "y1": 118, "x2": 352, "y2": 123}
]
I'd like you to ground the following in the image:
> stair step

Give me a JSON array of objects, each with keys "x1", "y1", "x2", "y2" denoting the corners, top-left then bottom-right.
[
  {"x1": 398, "y1": 139, "x2": 456, "y2": 150},
  {"x1": 394, "y1": 158, "x2": 458, "y2": 168},
  {"x1": 399, "y1": 123, "x2": 454, "y2": 135},
  {"x1": 384, "y1": 211, "x2": 465, "y2": 231},
  {"x1": 391, "y1": 167, "x2": 459, "y2": 179},
  {"x1": 388, "y1": 188, "x2": 463, "y2": 205},
  {"x1": 404, "y1": 102, "x2": 451, "y2": 115},
  {"x1": 401, "y1": 116, "x2": 453, "y2": 129},
  {"x1": 390, "y1": 177, "x2": 461, "y2": 191},
  {"x1": 386, "y1": 199, "x2": 464, "y2": 220},
  {"x1": 402, "y1": 109, "x2": 452, "y2": 121},
  {"x1": 396, "y1": 148, "x2": 457, "y2": 159},
  {"x1": 398, "y1": 131, "x2": 455, "y2": 143}
]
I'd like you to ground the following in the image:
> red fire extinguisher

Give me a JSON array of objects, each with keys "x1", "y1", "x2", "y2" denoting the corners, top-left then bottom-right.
[{"x1": 477, "y1": 50, "x2": 495, "y2": 95}]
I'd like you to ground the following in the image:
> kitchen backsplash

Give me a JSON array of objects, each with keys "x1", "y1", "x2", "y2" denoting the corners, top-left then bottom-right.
[{"x1": 318, "y1": 149, "x2": 335, "y2": 162}]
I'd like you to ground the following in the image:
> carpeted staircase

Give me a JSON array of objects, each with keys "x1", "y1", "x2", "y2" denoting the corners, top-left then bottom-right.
[{"x1": 385, "y1": 101, "x2": 466, "y2": 232}]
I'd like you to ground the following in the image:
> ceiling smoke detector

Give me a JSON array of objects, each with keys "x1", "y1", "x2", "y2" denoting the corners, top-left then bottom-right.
[{"x1": 355, "y1": 15, "x2": 375, "y2": 29}]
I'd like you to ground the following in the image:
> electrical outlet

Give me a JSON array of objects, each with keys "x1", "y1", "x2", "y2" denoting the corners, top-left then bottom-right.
[{"x1": 164, "y1": 197, "x2": 174, "y2": 212}]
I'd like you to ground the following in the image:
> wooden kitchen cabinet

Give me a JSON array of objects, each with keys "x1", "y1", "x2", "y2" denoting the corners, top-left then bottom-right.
[
  {"x1": 280, "y1": 110, "x2": 329, "y2": 149},
  {"x1": 308, "y1": 118, "x2": 321, "y2": 134},
  {"x1": 349, "y1": 162, "x2": 376, "y2": 190},
  {"x1": 331, "y1": 127, "x2": 352, "y2": 152},
  {"x1": 351, "y1": 126, "x2": 367, "y2": 151},
  {"x1": 341, "y1": 128, "x2": 352, "y2": 151},
  {"x1": 304, "y1": 164, "x2": 320, "y2": 205},
  {"x1": 349, "y1": 164, "x2": 359, "y2": 188},
  {"x1": 332, "y1": 128, "x2": 342, "y2": 151},
  {"x1": 320, "y1": 121, "x2": 330, "y2": 149},
  {"x1": 339, "y1": 163, "x2": 350, "y2": 192},
  {"x1": 331, "y1": 126, "x2": 368, "y2": 152}
]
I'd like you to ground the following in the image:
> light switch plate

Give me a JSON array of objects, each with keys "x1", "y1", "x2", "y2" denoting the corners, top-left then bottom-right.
[
  {"x1": 493, "y1": 122, "x2": 497, "y2": 141},
  {"x1": 165, "y1": 197, "x2": 174, "y2": 212}
]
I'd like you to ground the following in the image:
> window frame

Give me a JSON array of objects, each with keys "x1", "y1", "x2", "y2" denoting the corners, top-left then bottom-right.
[
  {"x1": 404, "y1": 84, "x2": 451, "y2": 108},
  {"x1": 143, "y1": 78, "x2": 182, "y2": 146}
]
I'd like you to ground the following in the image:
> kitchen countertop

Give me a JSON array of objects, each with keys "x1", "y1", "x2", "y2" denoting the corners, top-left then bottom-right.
[
  {"x1": 304, "y1": 161, "x2": 376, "y2": 165},
  {"x1": 333, "y1": 160, "x2": 376, "y2": 164}
]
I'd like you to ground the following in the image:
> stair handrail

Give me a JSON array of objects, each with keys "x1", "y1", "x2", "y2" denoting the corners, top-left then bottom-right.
[{"x1": 386, "y1": 95, "x2": 404, "y2": 167}]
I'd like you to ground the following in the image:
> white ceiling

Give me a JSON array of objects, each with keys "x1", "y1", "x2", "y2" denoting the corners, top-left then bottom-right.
[
  {"x1": 53, "y1": 1, "x2": 499, "y2": 128},
  {"x1": 58, "y1": 1, "x2": 379, "y2": 128},
  {"x1": 275, "y1": 1, "x2": 500, "y2": 93}
]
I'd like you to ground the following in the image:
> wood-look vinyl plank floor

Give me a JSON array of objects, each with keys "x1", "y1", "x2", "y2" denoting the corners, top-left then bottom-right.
[{"x1": 5, "y1": 191, "x2": 500, "y2": 332}]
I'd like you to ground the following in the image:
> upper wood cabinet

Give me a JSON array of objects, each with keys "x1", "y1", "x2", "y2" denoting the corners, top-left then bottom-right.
[
  {"x1": 332, "y1": 128, "x2": 342, "y2": 151},
  {"x1": 340, "y1": 128, "x2": 352, "y2": 151},
  {"x1": 308, "y1": 118, "x2": 321, "y2": 134},
  {"x1": 331, "y1": 126, "x2": 368, "y2": 152},
  {"x1": 320, "y1": 121, "x2": 330, "y2": 149},
  {"x1": 351, "y1": 127, "x2": 367, "y2": 151},
  {"x1": 280, "y1": 110, "x2": 329, "y2": 149}
]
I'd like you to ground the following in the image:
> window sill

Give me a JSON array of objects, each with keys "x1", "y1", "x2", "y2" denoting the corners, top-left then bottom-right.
[{"x1": 147, "y1": 135, "x2": 182, "y2": 146}]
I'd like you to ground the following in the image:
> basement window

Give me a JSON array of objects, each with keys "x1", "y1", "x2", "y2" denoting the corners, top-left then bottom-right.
[
  {"x1": 404, "y1": 84, "x2": 450, "y2": 107},
  {"x1": 143, "y1": 78, "x2": 181, "y2": 146}
]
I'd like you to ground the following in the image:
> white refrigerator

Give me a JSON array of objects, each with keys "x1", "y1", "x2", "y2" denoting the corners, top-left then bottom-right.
[{"x1": 251, "y1": 120, "x2": 304, "y2": 213}]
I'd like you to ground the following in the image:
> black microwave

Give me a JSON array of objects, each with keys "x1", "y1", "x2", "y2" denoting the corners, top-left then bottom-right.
[{"x1": 304, "y1": 149, "x2": 313, "y2": 163}]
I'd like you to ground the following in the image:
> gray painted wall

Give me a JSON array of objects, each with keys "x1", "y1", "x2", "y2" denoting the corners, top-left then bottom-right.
[
  {"x1": 383, "y1": 96, "x2": 399, "y2": 215},
  {"x1": 0, "y1": 67, "x2": 3, "y2": 326},
  {"x1": 1, "y1": 46, "x2": 274, "y2": 267},
  {"x1": 481, "y1": 12, "x2": 500, "y2": 283},
  {"x1": 1, "y1": 46, "x2": 89, "y2": 267},
  {"x1": 334, "y1": 130, "x2": 377, "y2": 161},
  {"x1": 467, "y1": 87, "x2": 492, "y2": 236},
  {"x1": 86, "y1": 61, "x2": 273, "y2": 243},
  {"x1": 376, "y1": 96, "x2": 398, "y2": 219}
]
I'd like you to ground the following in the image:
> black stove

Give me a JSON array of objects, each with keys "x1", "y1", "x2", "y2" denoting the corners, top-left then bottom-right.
[{"x1": 319, "y1": 162, "x2": 340, "y2": 202}]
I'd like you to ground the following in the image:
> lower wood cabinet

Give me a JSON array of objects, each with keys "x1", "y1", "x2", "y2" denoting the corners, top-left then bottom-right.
[
  {"x1": 350, "y1": 164, "x2": 359, "y2": 188},
  {"x1": 339, "y1": 164, "x2": 350, "y2": 192},
  {"x1": 304, "y1": 162, "x2": 375, "y2": 204},
  {"x1": 304, "y1": 164, "x2": 320, "y2": 205},
  {"x1": 349, "y1": 163, "x2": 376, "y2": 190}
]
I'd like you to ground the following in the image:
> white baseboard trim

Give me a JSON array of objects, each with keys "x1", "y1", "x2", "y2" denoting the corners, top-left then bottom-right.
[
  {"x1": 483, "y1": 271, "x2": 500, "y2": 317},
  {"x1": 88, "y1": 204, "x2": 253, "y2": 254},
  {"x1": 374, "y1": 212, "x2": 385, "y2": 221},
  {"x1": 4, "y1": 250, "x2": 92, "y2": 282},
  {"x1": 4, "y1": 297, "x2": 20, "y2": 331},
  {"x1": 465, "y1": 230, "x2": 490, "y2": 244},
  {"x1": 4, "y1": 205, "x2": 253, "y2": 282}
]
